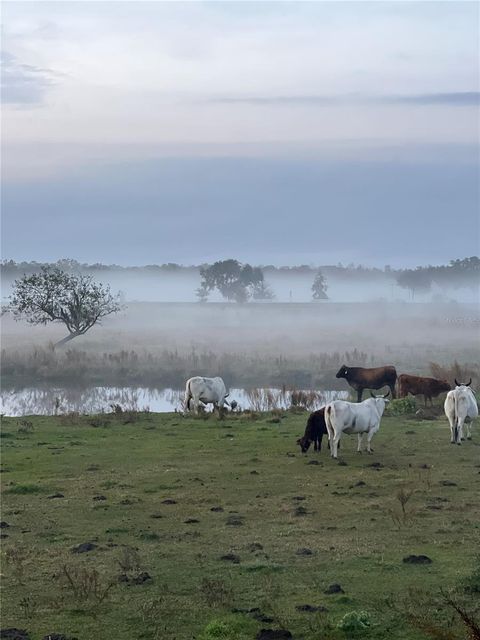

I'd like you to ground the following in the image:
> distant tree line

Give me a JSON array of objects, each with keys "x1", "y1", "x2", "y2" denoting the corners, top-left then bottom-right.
[
  {"x1": 395, "y1": 257, "x2": 480, "y2": 299},
  {"x1": 3, "y1": 257, "x2": 478, "y2": 281},
  {"x1": 2, "y1": 256, "x2": 479, "y2": 305}
]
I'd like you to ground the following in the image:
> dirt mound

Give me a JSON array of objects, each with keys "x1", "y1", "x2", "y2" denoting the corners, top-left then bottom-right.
[{"x1": 403, "y1": 555, "x2": 432, "y2": 565}]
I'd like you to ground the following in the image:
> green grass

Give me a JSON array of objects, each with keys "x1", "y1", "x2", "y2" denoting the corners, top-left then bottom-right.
[{"x1": 1, "y1": 410, "x2": 479, "y2": 640}]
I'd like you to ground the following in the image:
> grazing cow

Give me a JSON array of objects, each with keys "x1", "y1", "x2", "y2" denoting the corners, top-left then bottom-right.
[
  {"x1": 297, "y1": 408, "x2": 327, "y2": 453},
  {"x1": 324, "y1": 393, "x2": 390, "y2": 459},
  {"x1": 444, "y1": 379, "x2": 478, "y2": 444},
  {"x1": 397, "y1": 374, "x2": 451, "y2": 406},
  {"x1": 336, "y1": 365, "x2": 397, "y2": 402},
  {"x1": 184, "y1": 376, "x2": 231, "y2": 414}
]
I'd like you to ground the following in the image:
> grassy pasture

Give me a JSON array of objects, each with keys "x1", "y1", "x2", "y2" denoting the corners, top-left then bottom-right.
[{"x1": 1, "y1": 409, "x2": 479, "y2": 639}]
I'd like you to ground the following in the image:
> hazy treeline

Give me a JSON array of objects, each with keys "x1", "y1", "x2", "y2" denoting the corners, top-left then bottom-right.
[{"x1": 2, "y1": 257, "x2": 479, "y2": 303}]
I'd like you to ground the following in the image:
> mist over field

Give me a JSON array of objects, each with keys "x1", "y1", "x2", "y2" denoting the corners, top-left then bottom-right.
[
  {"x1": 2, "y1": 261, "x2": 479, "y2": 304},
  {"x1": 2, "y1": 257, "x2": 479, "y2": 399},
  {"x1": 2, "y1": 3, "x2": 480, "y2": 639}
]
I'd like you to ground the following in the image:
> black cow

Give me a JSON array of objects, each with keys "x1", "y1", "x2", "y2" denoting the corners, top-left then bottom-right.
[{"x1": 297, "y1": 408, "x2": 327, "y2": 453}]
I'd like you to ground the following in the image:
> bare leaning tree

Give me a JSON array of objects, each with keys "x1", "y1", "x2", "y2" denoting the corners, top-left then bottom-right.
[{"x1": 9, "y1": 266, "x2": 123, "y2": 346}]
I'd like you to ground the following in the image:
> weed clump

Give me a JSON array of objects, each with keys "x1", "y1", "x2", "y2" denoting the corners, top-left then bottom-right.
[
  {"x1": 198, "y1": 615, "x2": 256, "y2": 640},
  {"x1": 6, "y1": 484, "x2": 45, "y2": 495},
  {"x1": 386, "y1": 397, "x2": 416, "y2": 416},
  {"x1": 337, "y1": 610, "x2": 372, "y2": 635}
]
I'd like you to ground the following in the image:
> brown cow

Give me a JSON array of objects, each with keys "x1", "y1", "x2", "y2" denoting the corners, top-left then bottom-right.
[
  {"x1": 397, "y1": 374, "x2": 451, "y2": 406},
  {"x1": 336, "y1": 365, "x2": 397, "y2": 402}
]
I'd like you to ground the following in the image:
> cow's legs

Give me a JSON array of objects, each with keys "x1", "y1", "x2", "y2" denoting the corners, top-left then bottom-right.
[
  {"x1": 366, "y1": 427, "x2": 378, "y2": 453},
  {"x1": 390, "y1": 383, "x2": 396, "y2": 399},
  {"x1": 456, "y1": 418, "x2": 465, "y2": 444},
  {"x1": 331, "y1": 435, "x2": 341, "y2": 459},
  {"x1": 465, "y1": 421, "x2": 472, "y2": 440},
  {"x1": 446, "y1": 412, "x2": 456, "y2": 443},
  {"x1": 357, "y1": 388, "x2": 363, "y2": 403},
  {"x1": 357, "y1": 433, "x2": 363, "y2": 453},
  {"x1": 192, "y1": 396, "x2": 201, "y2": 415}
]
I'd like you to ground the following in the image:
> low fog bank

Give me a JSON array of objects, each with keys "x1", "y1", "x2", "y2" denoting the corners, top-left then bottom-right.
[
  {"x1": 3, "y1": 300, "x2": 478, "y2": 363},
  {"x1": 2, "y1": 265, "x2": 479, "y2": 304}
]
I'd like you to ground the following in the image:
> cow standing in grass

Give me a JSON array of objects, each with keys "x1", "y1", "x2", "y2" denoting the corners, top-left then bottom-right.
[
  {"x1": 324, "y1": 393, "x2": 390, "y2": 459},
  {"x1": 336, "y1": 365, "x2": 397, "y2": 402},
  {"x1": 397, "y1": 374, "x2": 450, "y2": 406},
  {"x1": 297, "y1": 408, "x2": 327, "y2": 453},
  {"x1": 444, "y1": 379, "x2": 478, "y2": 444},
  {"x1": 184, "y1": 376, "x2": 233, "y2": 414}
]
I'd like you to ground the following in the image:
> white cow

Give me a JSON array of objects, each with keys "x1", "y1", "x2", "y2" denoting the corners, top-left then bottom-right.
[
  {"x1": 324, "y1": 393, "x2": 389, "y2": 459},
  {"x1": 444, "y1": 379, "x2": 478, "y2": 444},
  {"x1": 184, "y1": 376, "x2": 231, "y2": 414}
]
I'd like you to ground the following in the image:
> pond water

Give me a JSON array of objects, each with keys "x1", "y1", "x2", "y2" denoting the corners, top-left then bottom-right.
[{"x1": 0, "y1": 386, "x2": 348, "y2": 417}]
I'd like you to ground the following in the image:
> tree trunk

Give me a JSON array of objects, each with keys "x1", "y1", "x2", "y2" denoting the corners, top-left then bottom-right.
[{"x1": 55, "y1": 332, "x2": 81, "y2": 347}]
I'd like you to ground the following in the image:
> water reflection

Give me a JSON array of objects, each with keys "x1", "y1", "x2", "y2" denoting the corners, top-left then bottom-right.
[{"x1": 0, "y1": 386, "x2": 348, "y2": 417}]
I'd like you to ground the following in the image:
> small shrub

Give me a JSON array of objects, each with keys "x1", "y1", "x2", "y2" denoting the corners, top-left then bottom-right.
[
  {"x1": 389, "y1": 485, "x2": 417, "y2": 527},
  {"x1": 198, "y1": 615, "x2": 256, "y2": 640},
  {"x1": 200, "y1": 620, "x2": 230, "y2": 639},
  {"x1": 58, "y1": 564, "x2": 116, "y2": 605},
  {"x1": 386, "y1": 397, "x2": 416, "y2": 416},
  {"x1": 337, "y1": 610, "x2": 372, "y2": 635}
]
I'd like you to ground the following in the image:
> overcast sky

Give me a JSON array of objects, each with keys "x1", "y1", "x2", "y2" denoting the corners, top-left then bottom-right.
[{"x1": 2, "y1": 1, "x2": 479, "y2": 267}]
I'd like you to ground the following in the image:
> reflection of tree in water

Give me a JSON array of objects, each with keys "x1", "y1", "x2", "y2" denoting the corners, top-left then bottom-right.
[
  {"x1": 160, "y1": 389, "x2": 184, "y2": 412},
  {"x1": 1, "y1": 387, "x2": 182, "y2": 416},
  {"x1": 1, "y1": 387, "x2": 347, "y2": 417}
]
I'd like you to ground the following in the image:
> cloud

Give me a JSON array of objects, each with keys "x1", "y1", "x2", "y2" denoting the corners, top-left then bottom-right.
[
  {"x1": 388, "y1": 92, "x2": 480, "y2": 106},
  {"x1": 2, "y1": 146, "x2": 478, "y2": 266},
  {"x1": 1, "y1": 50, "x2": 57, "y2": 106},
  {"x1": 211, "y1": 92, "x2": 480, "y2": 107}
]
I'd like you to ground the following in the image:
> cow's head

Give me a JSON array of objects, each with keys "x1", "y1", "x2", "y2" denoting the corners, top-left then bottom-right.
[
  {"x1": 370, "y1": 391, "x2": 390, "y2": 400},
  {"x1": 370, "y1": 391, "x2": 390, "y2": 413},
  {"x1": 336, "y1": 365, "x2": 349, "y2": 379},
  {"x1": 297, "y1": 436, "x2": 312, "y2": 453},
  {"x1": 438, "y1": 380, "x2": 451, "y2": 392},
  {"x1": 455, "y1": 378, "x2": 472, "y2": 387}
]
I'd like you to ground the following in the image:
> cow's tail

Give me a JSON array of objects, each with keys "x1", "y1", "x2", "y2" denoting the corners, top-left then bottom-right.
[
  {"x1": 325, "y1": 403, "x2": 335, "y2": 444},
  {"x1": 184, "y1": 379, "x2": 192, "y2": 413}
]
